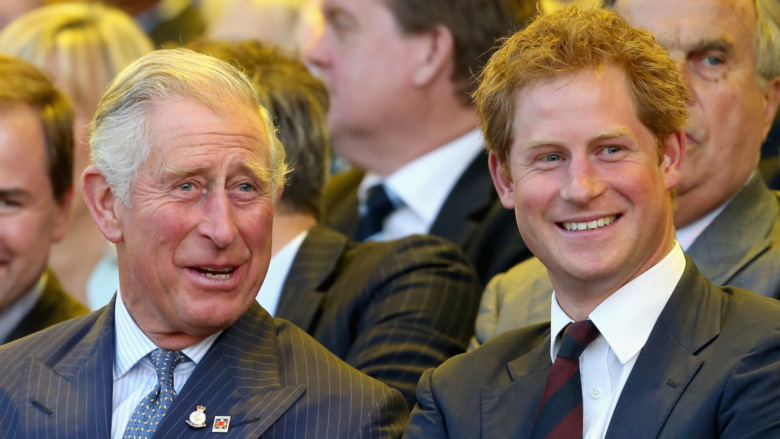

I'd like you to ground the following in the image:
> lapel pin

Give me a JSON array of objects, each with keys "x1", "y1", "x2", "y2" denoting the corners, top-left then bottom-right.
[
  {"x1": 186, "y1": 405, "x2": 207, "y2": 428},
  {"x1": 212, "y1": 415, "x2": 231, "y2": 433}
]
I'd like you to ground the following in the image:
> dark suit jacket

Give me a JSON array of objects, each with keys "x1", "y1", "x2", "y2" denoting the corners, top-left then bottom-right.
[
  {"x1": 322, "y1": 152, "x2": 532, "y2": 284},
  {"x1": 6, "y1": 269, "x2": 87, "y2": 344},
  {"x1": 405, "y1": 257, "x2": 780, "y2": 438},
  {"x1": 275, "y1": 225, "x2": 482, "y2": 408},
  {"x1": 0, "y1": 300, "x2": 409, "y2": 438}
]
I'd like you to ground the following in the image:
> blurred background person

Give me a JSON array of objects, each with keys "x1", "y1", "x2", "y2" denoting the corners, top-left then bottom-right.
[
  {"x1": 0, "y1": 0, "x2": 42, "y2": 30},
  {"x1": 200, "y1": 0, "x2": 306, "y2": 54},
  {"x1": 0, "y1": 2, "x2": 153, "y2": 309},
  {"x1": 0, "y1": 54, "x2": 87, "y2": 344},
  {"x1": 188, "y1": 39, "x2": 482, "y2": 406}
]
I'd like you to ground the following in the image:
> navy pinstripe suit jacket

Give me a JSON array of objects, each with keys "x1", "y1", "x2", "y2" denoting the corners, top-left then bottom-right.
[{"x1": 0, "y1": 300, "x2": 409, "y2": 438}]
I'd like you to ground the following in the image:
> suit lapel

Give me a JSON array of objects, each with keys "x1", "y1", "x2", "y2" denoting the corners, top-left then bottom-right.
[
  {"x1": 481, "y1": 333, "x2": 551, "y2": 437},
  {"x1": 155, "y1": 303, "x2": 305, "y2": 438},
  {"x1": 687, "y1": 174, "x2": 779, "y2": 285},
  {"x1": 275, "y1": 225, "x2": 347, "y2": 331},
  {"x1": 606, "y1": 257, "x2": 720, "y2": 439},
  {"x1": 19, "y1": 302, "x2": 115, "y2": 438},
  {"x1": 429, "y1": 150, "x2": 495, "y2": 246}
]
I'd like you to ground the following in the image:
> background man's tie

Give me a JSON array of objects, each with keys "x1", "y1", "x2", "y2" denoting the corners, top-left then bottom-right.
[
  {"x1": 123, "y1": 349, "x2": 186, "y2": 439},
  {"x1": 355, "y1": 184, "x2": 396, "y2": 241},
  {"x1": 531, "y1": 320, "x2": 600, "y2": 439}
]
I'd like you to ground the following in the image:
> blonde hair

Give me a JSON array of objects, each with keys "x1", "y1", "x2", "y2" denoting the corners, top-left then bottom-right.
[
  {"x1": 0, "y1": 2, "x2": 153, "y2": 114},
  {"x1": 476, "y1": 7, "x2": 689, "y2": 167}
]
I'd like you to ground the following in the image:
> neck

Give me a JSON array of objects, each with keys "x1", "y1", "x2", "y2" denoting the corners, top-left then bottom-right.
[
  {"x1": 271, "y1": 208, "x2": 317, "y2": 255},
  {"x1": 335, "y1": 100, "x2": 479, "y2": 176}
]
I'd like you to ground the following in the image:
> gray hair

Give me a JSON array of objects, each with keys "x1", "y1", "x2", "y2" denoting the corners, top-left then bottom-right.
[{"x1": 89, "y1": 48, "x2": 287, "y2": 205}]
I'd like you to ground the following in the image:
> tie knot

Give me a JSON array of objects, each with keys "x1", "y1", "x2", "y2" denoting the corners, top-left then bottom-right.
[
  {"x1": 149, "y1": 348, "x2": 186, "y2": 384},
  {"x1": 356, "y1": 184, "x2": 398, "y2": 241},
  {"x1": 557, "y1": 320, "x2": 600, "y2": 360}
]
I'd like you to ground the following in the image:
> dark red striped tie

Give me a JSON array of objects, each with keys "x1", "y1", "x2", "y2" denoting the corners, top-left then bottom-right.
[{"x1": 530, "y1": 320, "x2": 600, "y2": 439}]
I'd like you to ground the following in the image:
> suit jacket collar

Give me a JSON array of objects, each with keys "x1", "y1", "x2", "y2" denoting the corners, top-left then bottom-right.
[
  {"x1": 22, "y1": 300, "x2": 305, "y2": 438},
  {"x1": 605, "y1": 256, "x2": 720, "y2": 439},
  {"x1": 274, "y1": 224, "x2": 347, "y2": 331},
  {"x1": 429, "y1": 150, "x2": 496, "y2": 245},
  {"x1": 155, "y1": 302, "x2": 305, "y2": 437},
  {"x1": 687, "y1": 173, "x2": 780, "y2": 284},
  {"x1": 480, "y1": 257, "x2": 722, "y2": 438}
]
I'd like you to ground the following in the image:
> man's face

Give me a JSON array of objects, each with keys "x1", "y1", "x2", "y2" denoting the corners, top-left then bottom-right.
[
  {"x1": 615, "y1": 0, "x2": 780, "y2": 227},
  {"x1": 305, "y1": 0, "x2": 424, "y2": 160},
  {"x1": 0, "y1": 105, "x2": 70, "y2": 310},
  {"x1": 114, "y1": 98, "x2": 278, "y2": 339},
  {"x1": 490, "y1": 65, "x2": 682, "y2": 296}
]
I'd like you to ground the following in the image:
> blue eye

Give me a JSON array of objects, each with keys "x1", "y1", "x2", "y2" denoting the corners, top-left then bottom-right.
[
  {"x1": 702, "y1": 56, "x2": 723, "y2": 66},
  {"x1": 237, "y1": 183, "x2": 254, "y2": 192},
  {"x1": 543, "y1": 154, "x2": 561, "y2": 162},
  {"x1": 605, "y1": 146, "x2": 621, "y2": 154},
  {"x1": 178, "y1": 182, "x2": 194, "y2": 191}
]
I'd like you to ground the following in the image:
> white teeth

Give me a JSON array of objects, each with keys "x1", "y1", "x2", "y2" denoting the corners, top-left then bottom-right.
[
  {"x1": 199, "y1": 267, "x2": 234, "y2": 279},
  {"x1": 562, "y1": 215, "x2": 616, "y2": 232}
]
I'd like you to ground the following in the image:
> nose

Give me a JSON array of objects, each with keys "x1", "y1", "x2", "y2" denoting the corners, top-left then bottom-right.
[
  {"x1": 199, "y1": 189, "x2": 238, "y2": 249},
  {"x1": 304, "y1": 26, "x2": 329, "y2": 72},
  {"x1": 559, "y1": 157, "x2": 606, "y2": 205}
]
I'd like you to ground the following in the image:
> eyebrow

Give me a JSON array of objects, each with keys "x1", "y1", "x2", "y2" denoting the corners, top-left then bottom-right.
[
  {"x1": 161, "y1": 161, "x2": 273, "y2": 185},
  {"x1": 0, "y1": 188, "x2": 32, "y2": 200},
  {"x1": 522, "y1": 129, "x2": 635, "y2": 151},
  {"x1": 686, "y1": 38, "x2": 734, "y2": 57}
]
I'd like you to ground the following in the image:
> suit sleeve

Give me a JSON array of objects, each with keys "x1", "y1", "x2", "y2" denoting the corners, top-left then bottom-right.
[
  {"x1": 344, "y1": 235, "x2": 482, "y2": 408},
  {"x1": 402, "y1": 368, "x2": 449, "y2": 439},
  {"x1": 720, "y1": 326, "x2": 780, "y2": 438},
  {"x1": 359, "y1": 385, "x2": 410, "y2": 439}
]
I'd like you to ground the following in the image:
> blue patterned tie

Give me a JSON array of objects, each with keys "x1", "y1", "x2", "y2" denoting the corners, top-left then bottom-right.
[{"x1": 123, "y1": 349, "x2": 186, "y2": 439}]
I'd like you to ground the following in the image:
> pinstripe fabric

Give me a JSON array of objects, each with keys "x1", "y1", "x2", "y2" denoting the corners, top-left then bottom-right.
[
  {"x1": 275, "y1": 225, "x2": 482, "y2": 408},
  {"x1": 0, "y1": 299, "x2": 409, "y2": 438}
]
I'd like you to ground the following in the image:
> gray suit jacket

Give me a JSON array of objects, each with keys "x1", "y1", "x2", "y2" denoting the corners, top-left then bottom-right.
[
  {"x1": 471, "y1": 173, "x2": 780, "y2": 347},
  {"x1": 0, "y1": 300, "x2": 409, "y2": 438},
  {"x1": 275, "y1": 225, "x2": 482, "y2": 408},
  {"x1": 406, "y1": 257, "x2": 780, "y2": 438}
]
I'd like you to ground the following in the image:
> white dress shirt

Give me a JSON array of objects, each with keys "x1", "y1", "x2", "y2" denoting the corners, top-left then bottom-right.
[
  {"x1": 0, "y1": 273, "x2": 44, "y2": 343},
  {"x1": 256, "y1": 230, "x2": 308, "y2": 316},
  {"x1": 357, "y1": 129, "x2": 485, "y2": 240},
  {"x1": 549, "y1": 243, "x2": 685, "y2": 439},
  {"x1": 112, "y1": 289, "x2": 220, "y2": 439}
]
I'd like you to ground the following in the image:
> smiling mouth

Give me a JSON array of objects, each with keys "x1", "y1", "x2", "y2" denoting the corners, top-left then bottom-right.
[
  {"x1": 560, "y1": 215, "x2": 618, "y2": 232},
  {"x1": 194, "y1": 266, "x2": 235, "y2": 279}
]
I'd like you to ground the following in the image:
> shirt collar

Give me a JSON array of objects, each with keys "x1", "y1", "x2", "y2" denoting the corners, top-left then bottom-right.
[
  {"x1": 550, "y1": 242, "x2": 685, "y2": 363},
  {"x1": 257, "y1": 229, "x2": 309, "y2": 316},
  {"x1": 113, "y1": 288, "x2": 221, "y2": 380},
  {"x1": 0, "y1": 273, "x2": 46, "y2": 343},
  {"x1": 358, "y1": 129, "x2": 484, "y2": 225}
]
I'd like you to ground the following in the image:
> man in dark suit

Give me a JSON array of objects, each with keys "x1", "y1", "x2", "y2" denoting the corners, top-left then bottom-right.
[
  {"x1": 472, "y1": 0, "x2": 780, "y2": 349},
  {"x1": 306, "y1": 0, "x2": 537, "y2": 284},
  {"x1": 405, "y1": 7, "x2": 780, "y2": 438},
  {"x1": 0, "y1": 55, "x2": 87, "y2": 345},
  {"x1": 0, "y1": 48, "x2": 408, "y2": 438},
  {"x1": 188, "y1": 39, "x2": 482, "y2": 408}
]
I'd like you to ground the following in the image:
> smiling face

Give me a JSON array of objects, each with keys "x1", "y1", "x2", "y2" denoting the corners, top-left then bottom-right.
[
  {"x1": 490, "y1": 65, "x2": 683, "y2": 305},
  {"x1": 614, "y1": 0, "x2": 780, "y2": 227},
  {"x1": 111, "y1": 98, "x2": 277, "y2": 343},
  {"x1": 0, "y1": 105, "x2": 70, "y2": 311}
]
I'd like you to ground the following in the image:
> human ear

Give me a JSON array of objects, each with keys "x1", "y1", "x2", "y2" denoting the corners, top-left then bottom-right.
[
  {"x1": 81, "y1": 165, "x2": 123, "y2": 243},
  {"x1": 660, "y1": 130, "x2": 685, "y2": 191},
  {"x1": 412, "y1": 24, "x2": 455, "y2": 87},
  {"x1": 489, "y1": 152, "x2": 516, "y2": 209}
]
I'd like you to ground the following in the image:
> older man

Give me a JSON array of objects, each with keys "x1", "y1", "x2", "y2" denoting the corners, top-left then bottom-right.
[
  {"x1": 472, "y1": 0, "x2": 780, "y2": 347},
  {"x1": 0, "y1": 54, "x2": 87, "y2": 344},
  {"x1": 0, "y1": 49, "x2": 408, "y2": 438},
  {"x1": 404, "y1": 8, "x2": 780, "y2": 438},
  {"x1": 308, "y1": 0, "x2": 537, "y2": 284}
]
